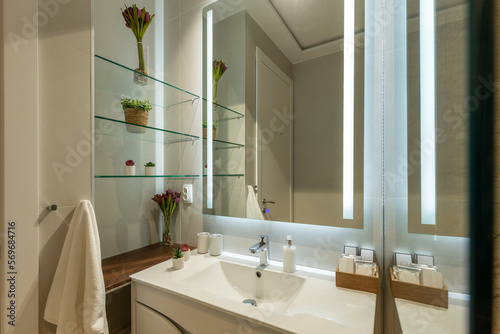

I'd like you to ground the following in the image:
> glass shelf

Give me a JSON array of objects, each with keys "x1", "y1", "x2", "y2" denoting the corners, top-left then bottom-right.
[
  {"x1": 203, "y1": 99, "x2": 244, "y2": 122},
  {"x1": 95, "y1": 175, "x2": 199, "y2": 179},
  {"x1": 95, "y1": 55, "x2": 199, "y2": 110},
  {"x1": 203, "y1": 138, "x2": 244, "y2": 149},
  {"x1": 95, "y1": 116, "x2": 199, "y2": 144},
  {"x1": 203, "y1": 174, "x2": 245, "y2": 177}
]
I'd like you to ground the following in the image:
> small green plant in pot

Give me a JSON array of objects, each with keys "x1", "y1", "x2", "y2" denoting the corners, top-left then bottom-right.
[
  {"x1": 202, "y1": 120, "x2": 218, "y2": 139},
  {"x1": 121, "y1": 98, "x2": 152, "y2": 133},
  {"x1": 172, "y1": 248, "x2": 184, "y2": 270},
  {"x1": 144, "y1": 161, "x2": 155, "y2": 176}
]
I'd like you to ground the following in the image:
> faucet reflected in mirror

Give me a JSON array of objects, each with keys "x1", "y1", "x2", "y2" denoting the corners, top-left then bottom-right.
[{"x1": 249, "y1": 235, "x2": 270, "y2": 266}]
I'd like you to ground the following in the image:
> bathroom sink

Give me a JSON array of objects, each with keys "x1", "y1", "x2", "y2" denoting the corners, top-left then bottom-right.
[
  {"x1": 130, "y1": 252, "x2": 377, "y2": 333},
  {"x1": 183, "y1": 260, "x2": 305, "y2": 313}
]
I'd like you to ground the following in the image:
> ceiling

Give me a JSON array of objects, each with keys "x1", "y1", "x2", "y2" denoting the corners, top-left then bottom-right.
[
  {"x1": 208, "y1": 0, "x2": 468, "y2": 64},
  {"x1": 269, "y1": 0, "x2": 364, "y2": 51}
]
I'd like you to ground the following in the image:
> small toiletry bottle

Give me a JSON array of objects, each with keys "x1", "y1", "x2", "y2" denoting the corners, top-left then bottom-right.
[{"x1": 283, "y1": 235, "x2": 296, "y2": 273}]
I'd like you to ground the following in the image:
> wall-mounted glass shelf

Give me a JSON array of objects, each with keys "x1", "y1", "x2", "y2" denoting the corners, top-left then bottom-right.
[
  {"x1": 203, "y1": 174, "x2": 245, "y2": 177},
  {"x1": 95, "y1": 116, "x2": 199, "y2": 144},
  {"x1": 203, "y1": 99, "x2": 244, "y2": 122},
  {"x1": 95, "y1": 55, "x2": 199, "y2": 110},
  {"x1": 95, "y1": 175, "x2": 199, "y2": 179},
  {"x1": 203, "y1": 138, "x2": 244, "y2": 150}
]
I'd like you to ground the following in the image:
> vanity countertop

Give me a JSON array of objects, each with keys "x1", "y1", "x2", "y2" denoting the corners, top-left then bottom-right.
[
  {"x1": 101, "y1": 242, "x2": 195, "y2": 292},
  {"x1": 130, "y1": 251, "x2": 377, "y2": 334},
  {"x1": 394, "y1": 295, "x2": 469, "y2": 333}
]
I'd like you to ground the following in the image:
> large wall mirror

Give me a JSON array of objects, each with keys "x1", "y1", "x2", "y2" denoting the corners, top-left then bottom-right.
[
  {"x1": 202, "y1": 0, "x2": 365, "y2": 228},
  {"x1": 405, "y1": 0, "x2": 469, "y2": 237}
]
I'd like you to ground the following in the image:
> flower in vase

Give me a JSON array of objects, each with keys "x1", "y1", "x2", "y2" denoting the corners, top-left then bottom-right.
[
  {"x1": 151, "y1": 189, "x2": 180, "y2": 235},
  {"x1": 121, "y1": 4, "x2": 155, "y2": 73},
  {"x1": 212, "y1": 59, "x2": 228, "y2": 102},
  {"x1": 213, "y1": 59, "x2": 228, "y2": 83}
]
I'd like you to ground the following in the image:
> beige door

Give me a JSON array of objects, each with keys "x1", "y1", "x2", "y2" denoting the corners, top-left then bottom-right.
[{"x1": 256, "y1": 48, "x2": 293, "y2": 222}]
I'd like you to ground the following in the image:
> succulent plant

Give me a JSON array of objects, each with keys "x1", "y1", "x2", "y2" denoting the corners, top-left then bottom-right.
[
  {"x1": 181, "y1": 244, "x2": 189, "y2": 252},
  {"x1": 172, "y1": 248, "x2": 183, "y2": 259},
  {"x1": 144, "y1": 161, "x2": 155, "y2": 167},
  {"x1": 125, "y1": 159, "x2": 135, "y2": 166}
]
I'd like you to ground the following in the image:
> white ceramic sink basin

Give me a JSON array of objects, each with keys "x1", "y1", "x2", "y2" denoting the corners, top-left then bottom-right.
[
  {"x1": 183, "y1": 260, "x2": 305, "y2": 314},
  {"x1": 130, "y1": 251, "x2": 377, "y2": 333}
]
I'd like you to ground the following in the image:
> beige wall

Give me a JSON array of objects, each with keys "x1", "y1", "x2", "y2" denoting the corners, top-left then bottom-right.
[
  {"x1": 293, "y1": 50, "x2": 365, "y2": 228},
  {"x1": 2, "y1": 0, "x2": 40, "y2": 333},
  {"x1": 37, "y1": 0, "x2": 93, "y2": 333}
]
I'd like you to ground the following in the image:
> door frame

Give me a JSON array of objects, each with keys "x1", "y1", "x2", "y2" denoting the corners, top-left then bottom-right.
[{"x1": 255, "y1": 47, "x2": 294, "y2": 221}]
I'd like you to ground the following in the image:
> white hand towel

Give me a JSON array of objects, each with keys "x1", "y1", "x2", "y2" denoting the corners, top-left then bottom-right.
[
  {"x1": 44, "y1": 200, "x2": 109, "y2": 334},
  {"x1": 246, "y1": 185, "x2": 264, "y2": 220}
]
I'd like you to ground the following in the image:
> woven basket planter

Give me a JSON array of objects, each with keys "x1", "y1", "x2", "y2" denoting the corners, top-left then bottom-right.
[
  {"x1": 203, "y1": 127, "x2": 217, "y2": 139},
  {"x1": 124, "y1": 108, "x2": 149, "y2": 133}
]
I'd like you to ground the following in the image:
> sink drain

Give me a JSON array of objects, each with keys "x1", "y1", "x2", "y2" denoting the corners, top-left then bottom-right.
[{"x1": 242, "y1": 299, "x2": 257, "y2": 307}]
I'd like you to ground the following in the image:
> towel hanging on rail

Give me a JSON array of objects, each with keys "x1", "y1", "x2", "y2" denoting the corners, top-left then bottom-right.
[
  {"x1": 246, "y1": 185, "x2": 264, "y2": 220},
  {"x1": 44, "y1": 200, "x2": 109, "y2": 334}
]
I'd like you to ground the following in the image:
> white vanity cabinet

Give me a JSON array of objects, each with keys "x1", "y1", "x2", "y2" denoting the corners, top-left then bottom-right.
[
  {"x1": 135, "y1": 302, "x2": 182, "y2": 334},
  {"x1": 131, "y1": 281, "x2": 282, "y2": 334}
]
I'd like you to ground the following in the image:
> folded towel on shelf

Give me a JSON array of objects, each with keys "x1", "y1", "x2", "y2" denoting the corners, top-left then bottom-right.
[
  {"x1": 44, "y1": 200, "x2": 109, "y2": 334},
  {"x1": 246, "y1": 185, "x2": 264, "y2": 220}
]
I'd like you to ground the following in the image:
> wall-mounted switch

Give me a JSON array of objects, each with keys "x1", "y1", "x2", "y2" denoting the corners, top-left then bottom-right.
[{"x1": 182, "y1": 184, "x2": 193, "y2": 204}]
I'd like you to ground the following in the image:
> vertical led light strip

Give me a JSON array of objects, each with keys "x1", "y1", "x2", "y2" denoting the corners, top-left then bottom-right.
[
  {"x1": 343, "y1": 0, "x2": 355, "y2": 220},
  {"x1": 420, "y1": 0, "x2": 436, "y2": 225},
  {"x1": 206, "y1": 10, "x2": 214, "y2": 209}
]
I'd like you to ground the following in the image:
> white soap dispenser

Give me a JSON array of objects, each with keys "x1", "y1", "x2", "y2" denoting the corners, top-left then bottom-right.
[{"x1": 283, "y1": 235, "x2": 296, "y2": 273}]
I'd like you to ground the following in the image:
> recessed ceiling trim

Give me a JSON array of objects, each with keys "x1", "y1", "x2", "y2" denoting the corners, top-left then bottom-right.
[{"x1": 266, "y1": 0, "x2": 304, "y2": 51}]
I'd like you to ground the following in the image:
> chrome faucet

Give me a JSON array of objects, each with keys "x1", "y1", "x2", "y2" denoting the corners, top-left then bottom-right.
[{"x1": 249, "y1": 235, "x2": 270, "y2": 266}]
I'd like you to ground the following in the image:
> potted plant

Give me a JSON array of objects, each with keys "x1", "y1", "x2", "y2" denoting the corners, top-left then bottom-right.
[
  {"x1": 121, "y1": 4, "x2": 155, "y2": 85},
  {"x1": 121, "y1": 98, "x2": 152, "y2": 133},
  {"x1": 144, "y1": 161, "x2": 155, "y2": 175},
  {"x1": 124, "y1": 159, "x2": 135, "y2": 175},
  {"x1": 172, "y1": 248, "x2": 184, "y2": 270},
  {"x1": 202, "y1": 120, "x2": 218, "y2": 139},
  {"x1": 181, "y1": 243, "x2": 190, "y2": 262}
]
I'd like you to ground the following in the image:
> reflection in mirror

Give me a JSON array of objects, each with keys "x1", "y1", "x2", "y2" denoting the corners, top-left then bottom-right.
[
  {"x1": 406, "y1": 0, "x2": 469, "y2": 236},
  {"x1": 202, "y1": 0, "x2": 365, "y2": 228}
]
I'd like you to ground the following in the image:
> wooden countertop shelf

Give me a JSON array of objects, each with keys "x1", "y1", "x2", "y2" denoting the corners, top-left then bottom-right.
[{"x1": 101, "y1": 242, "x2": 195, "y2": 293}]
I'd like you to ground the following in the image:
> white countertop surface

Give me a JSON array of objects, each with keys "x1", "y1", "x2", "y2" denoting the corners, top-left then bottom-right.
[
  {"x1": 395, "y1": 294, "x2": 469, "y2": 333},
  {"x1": 130, "y1": 251, "x2": 377, "y2": 334}
]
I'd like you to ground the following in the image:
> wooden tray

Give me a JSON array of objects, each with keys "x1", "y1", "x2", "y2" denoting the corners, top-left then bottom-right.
[
  {"x1": 335, "y1": 264, "x2": 379, "y2": 294},
  {"x1": 390, "y1": 267, "x2": 448, "y2": 308}
]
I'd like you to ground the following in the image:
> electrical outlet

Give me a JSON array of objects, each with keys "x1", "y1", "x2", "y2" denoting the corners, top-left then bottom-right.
[{"x1": 182, "y1": 184, "x2": 193, "y2": 204}]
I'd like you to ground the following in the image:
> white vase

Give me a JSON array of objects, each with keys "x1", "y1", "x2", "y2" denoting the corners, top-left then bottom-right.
[
  {"x1": 172, "y1": 257, "x2": 184, "y2": 270},
  {"x1": 145, "y1": 166, "x2": 155, "y2": 176},
  {"x1": 124, "y1": 166, "x2": 136, "y2": 175},
  {"x1": 182, "y1": 250, "x2": 190, "y2": 262}
]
